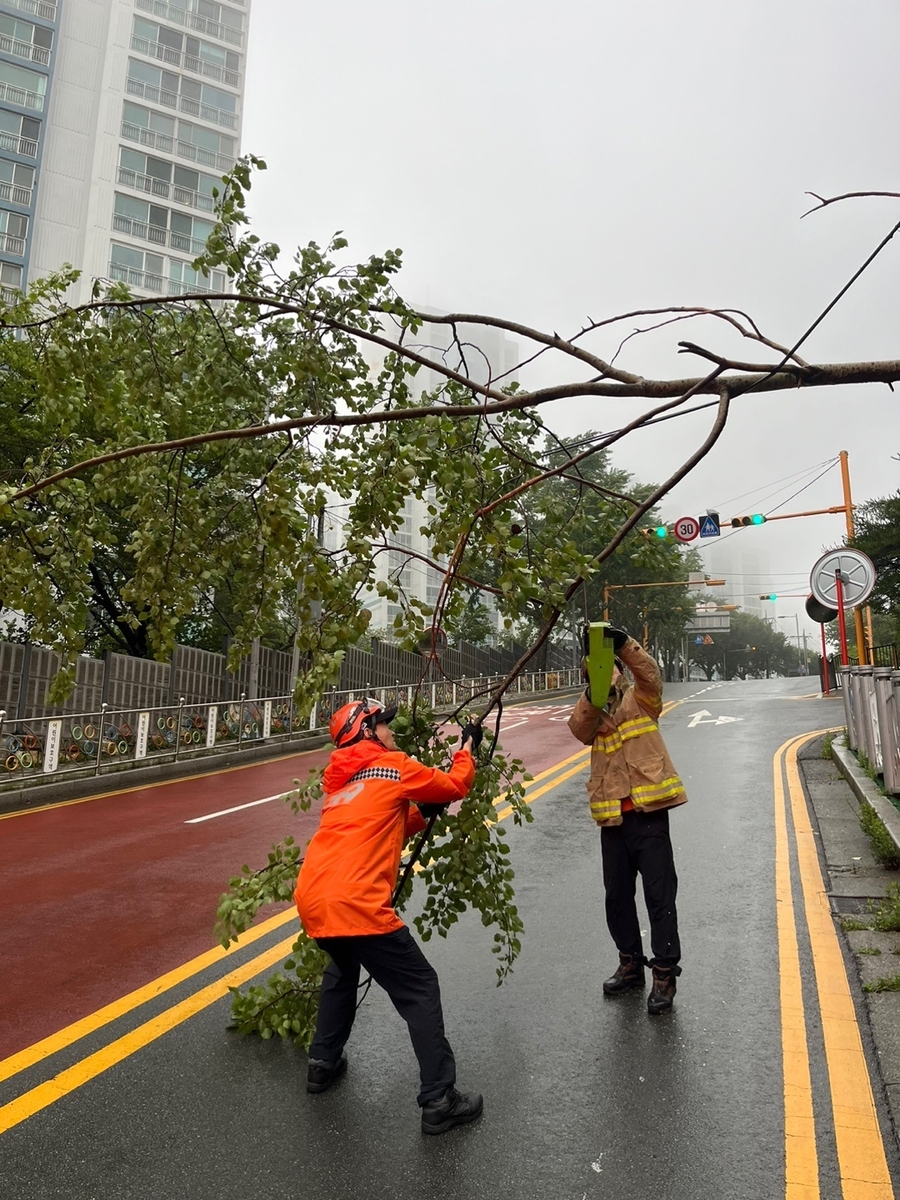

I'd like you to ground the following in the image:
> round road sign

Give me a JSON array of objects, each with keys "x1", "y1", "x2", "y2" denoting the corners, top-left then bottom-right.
[
  {"x1": 809, "y1": 548, "x2": 876, "y2": 609},
  {"x1": 673, "y1": 515, "x2": 700, "y2": 543}
]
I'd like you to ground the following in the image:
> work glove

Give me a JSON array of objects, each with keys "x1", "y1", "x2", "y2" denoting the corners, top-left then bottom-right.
[
  {"x1": 607, "y1": 627, "x2": 629, "y2": 651},
  {"x1": 460, "y1": 722, "x2": 484, "y2": 752},
  {"x1": 417, "y1": 801, "x2": 450, "y2": 819}
]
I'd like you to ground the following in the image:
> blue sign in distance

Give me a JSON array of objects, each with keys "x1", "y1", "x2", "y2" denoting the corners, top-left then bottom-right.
[
  {"x1": 699, "y1": 514, "x2": 720, "y2": 538},
  {"x1": 694, "y1": 635, "x2": 705, "y2": 644}
]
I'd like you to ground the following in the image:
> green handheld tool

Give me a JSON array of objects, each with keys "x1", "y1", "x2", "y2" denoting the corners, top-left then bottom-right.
[{"x1": 582, "y1": 621, "x2": 616, "y2": 707}]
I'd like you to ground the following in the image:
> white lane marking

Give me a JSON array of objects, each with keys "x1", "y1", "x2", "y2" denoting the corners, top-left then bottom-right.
[
  {"x1": 185, "y1": 792, "x2": 286, "y2": 824},
  {"x1": 498, "y1": 719, "x2": 528, "y2": 732},
  {"x1": 687, "y1": 709, "x2": 744, "y2": 728}
]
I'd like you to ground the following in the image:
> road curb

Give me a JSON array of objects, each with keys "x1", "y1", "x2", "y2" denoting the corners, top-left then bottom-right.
[{"x1": 833, "y1": 742, "x2": 900, "y2": 857}]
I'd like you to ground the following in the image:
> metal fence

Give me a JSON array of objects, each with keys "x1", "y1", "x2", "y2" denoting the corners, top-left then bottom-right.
[
  {"x1": 838, "y1": 664, "x2": 900, "y2": 797},
  {"x1": 0, "y1": 667, "x2": 582, "y2": 790}
]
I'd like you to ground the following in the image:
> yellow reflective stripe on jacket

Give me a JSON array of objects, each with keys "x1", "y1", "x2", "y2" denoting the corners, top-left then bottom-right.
[
  {"x1": 598, "y1": 715, "x2": 658, "y2": 755},
  {"x1": 631, "y1": 776, "x2": 685, "y2": 804},
  {"x1": 590, "y1": 797, "x2": 623, "y2": 821}
]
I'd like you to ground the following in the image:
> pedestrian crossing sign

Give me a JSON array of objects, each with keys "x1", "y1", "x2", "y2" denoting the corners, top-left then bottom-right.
[{"x1": 699, "y1": 514, "x2": 720, "y2": 538}]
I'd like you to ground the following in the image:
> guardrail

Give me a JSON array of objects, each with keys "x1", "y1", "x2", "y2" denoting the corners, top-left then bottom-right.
[
  {"x1": 838, "y1": 665, "x2": 900, "y2": 796},
  {"x1": 0, "y1": 668, "x2": 581, "y2": 790}
]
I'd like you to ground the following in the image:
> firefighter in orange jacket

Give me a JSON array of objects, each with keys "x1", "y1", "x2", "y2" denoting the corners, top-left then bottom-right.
[{"x1": 295, "y1": 697, "x2": 484, "y2": 1135}]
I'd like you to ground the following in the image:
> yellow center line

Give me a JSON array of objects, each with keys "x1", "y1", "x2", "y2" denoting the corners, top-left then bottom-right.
[
  {"x1": 774, "y1": 733, "x2": 823, "y2": 1200},
  {"x1": 785, "y1": 734, "x2": 894, "y2": 1199},
  {"x1": 0, "y1": 905, "x2": 297, "y2": 1086},
  {"x1": 0, "y1": 933, "x2": 298, "y2": 1137}
]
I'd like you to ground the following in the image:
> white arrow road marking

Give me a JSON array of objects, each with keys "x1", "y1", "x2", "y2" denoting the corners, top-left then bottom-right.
[{"x1": 688, "y1": 709, "x2": 744, "y2": 727}]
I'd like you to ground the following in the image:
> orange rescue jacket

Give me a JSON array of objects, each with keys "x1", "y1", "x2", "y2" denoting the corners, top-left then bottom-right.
[{"x1": 295, "y1": 737, "x2": 475, "y2": 938}]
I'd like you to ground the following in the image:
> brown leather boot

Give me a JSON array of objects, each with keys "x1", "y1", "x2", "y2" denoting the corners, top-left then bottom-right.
[
  {"x1": 602, "y1": 952, "x2": 646, "y2": 995},
  {"x1": 647, "y1": 964, "x2": 679, "y2": 1014}
]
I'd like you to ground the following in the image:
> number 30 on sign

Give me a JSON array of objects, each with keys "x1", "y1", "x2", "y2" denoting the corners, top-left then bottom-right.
[{"x1": 673, "y1": 515, "x2": 700, "y2": 542}]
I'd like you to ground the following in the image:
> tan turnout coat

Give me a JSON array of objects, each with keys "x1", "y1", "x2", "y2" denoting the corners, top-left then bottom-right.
[{"x1": 568, "y1": 636, "x2": 687, "y2": 827}]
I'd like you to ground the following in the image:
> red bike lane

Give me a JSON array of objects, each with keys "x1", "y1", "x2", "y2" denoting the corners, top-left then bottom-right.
[{"x1": 0, "y1": 697, "x2": 578, "y2": 1060}]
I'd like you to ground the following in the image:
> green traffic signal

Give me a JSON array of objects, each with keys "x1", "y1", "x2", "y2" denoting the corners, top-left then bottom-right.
[
  {"x1": 731, "y1": 514, "x2": 768, "y2": 528},
  {"x1": 654, "y1": 525, "x2": 668, "y2": 538},
  {"x1": 751, "y1": 513, "x2": 765, "y2": 525}
]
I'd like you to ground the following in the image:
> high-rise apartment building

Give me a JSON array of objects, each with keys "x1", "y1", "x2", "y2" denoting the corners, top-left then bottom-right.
[{"x1": 0, "y1": 0, "x2": 251, "y2": 307}]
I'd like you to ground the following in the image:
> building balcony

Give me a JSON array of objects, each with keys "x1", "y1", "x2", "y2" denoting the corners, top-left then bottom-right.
[
  {"x1": 0, "y1": 131, "x2": 37, "y2": 158},
  {"x1": 121, "y1": 122, "x2": 234, "y2": 173},
  {"x1": 0, "y1": 80, "x2": 43, "y2": 111},
  {"x1": 109, "y1": 261, "x2": 164, "y2": 293},
  {"x1": 134, "y1": 0, "x2": 244, "y2": 48},
  {"x1": 0, "y1": 231, "x2": 26, "y2": 255},
  {"x1": 130, "y1": 35, "x2": 241, "y2": 90},
  {"x1": 175, "y1": 138, "x2": 233, "y2": 173},
  {"x1": 0, "y1": 181, "x2": 32, "y2": 206},
  {"x1": 4, "y1": 0, "x2": 56, "y2": 21},
  {"x1": 0, "y1": 34, "x2": 51, "y2": 66},
  {"x1": 117, "y1": 165, "x2": 216, "y2": 215},
  {"x1": 126, "y1": 77, "x2": 178, "y2": 110},
  {"x1": 177, "y1": 94, "x2": 236, "y2": 129},
  {"x1": 112, "y1": 212, "x2": 209, "y2": 257},
  {"x1": 117, "y1": 165, "x2": 170, "y2": 199}
]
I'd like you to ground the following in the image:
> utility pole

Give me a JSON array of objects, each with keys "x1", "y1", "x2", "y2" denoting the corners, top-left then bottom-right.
[{"x1": 840, "y1": 450, "x2": 868, "y2": 665}]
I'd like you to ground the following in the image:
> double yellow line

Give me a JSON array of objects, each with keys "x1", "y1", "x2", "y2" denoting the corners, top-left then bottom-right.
[
  {"x1": 0, "y1": 738, "x2": 589, "y2": 1136},
  {"x1": 775, "y1": 731, "x2": 893, "y2": 1199}
]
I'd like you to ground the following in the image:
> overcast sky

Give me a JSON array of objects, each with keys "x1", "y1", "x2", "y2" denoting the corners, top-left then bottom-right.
[{"x1": 242, "y1": 0, "x2": 900, "y2": 638}]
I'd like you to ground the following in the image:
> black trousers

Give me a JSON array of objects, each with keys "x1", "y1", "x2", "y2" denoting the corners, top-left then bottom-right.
[
  {"x1": 600, "y1": 807, "x2": 680, "y2": 966},
  {"x1": 310, "y1": 926, "x2": 456, "y2": 1106}
]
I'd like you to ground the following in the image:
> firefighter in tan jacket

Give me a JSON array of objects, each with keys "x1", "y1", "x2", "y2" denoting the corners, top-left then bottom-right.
[{"x1": 568, "y1": 627, "x2": 686, "y2": 1014}]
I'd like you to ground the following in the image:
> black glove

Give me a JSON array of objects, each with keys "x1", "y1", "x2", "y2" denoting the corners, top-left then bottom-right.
[
  {"x1": 607, "y1": 627, "x2": 629, "y2": 651},
  {"x1": 460, "y1": 722, "x2": 484, "y2": 752},
  {"x1": 417, "y1": 801, "x2": 450, "y2": 819}
]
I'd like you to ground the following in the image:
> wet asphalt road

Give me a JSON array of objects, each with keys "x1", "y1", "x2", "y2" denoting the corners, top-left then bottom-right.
[{"x1": 0, "y1": 678, "x2": 884, "y2": 1200}]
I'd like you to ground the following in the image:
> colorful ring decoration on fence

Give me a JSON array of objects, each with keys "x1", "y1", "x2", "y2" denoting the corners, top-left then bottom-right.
[
  {"x1": 18, "y1": 751, "x2": 34, "y2": 768},
  {"x1": 5, "y1": 754, "x2": 18, "y2": 770},
  {"x1": 23, "y1": 734, "x2": 38, "y2": 751},
  {"x1": 117, "y1": 740, "x2": 128, "y2": 755},
  {"x1": 71, "y1": 725, "x2": 83, "y2": 741},
  {"x1": 165, "y1": 716, "x2": 176, "y2": 731},
  {"x1": 66, "y1": 743, "x2": 82, "y2": 761},
  {"x1": 157, "y1": 718, "x2": 167, "y2": 731},
  {"x1": 104, "y1": 742, "x2": 117, "y2": 756},
  {"x1": 83, "y1": 741, "x2": 97, "y2": 757},
  {"x1": 164, "y1": 730, "x2": 176, "y2": 746},
  {"x1": 182, "y1": 732, "x2": 193, "y2": 745},
  {"x1": 192, "y1": 716, "x2": 204, "y2": 729},
  {"x1": 192, "y1": 730, "x2": 202, "y2": 743},
  {"x1": 120, "y1": 722, "x2": 132, "y2": 739},
  {"x1": 153, "y1": 733, "x2": 166, "y2": 748},
  {"x1": 84, "y1": 724, "x2": 96, "y2": 740},
  {"x1": 6, "y1": 736, "x2": 21, "y2": 752}
]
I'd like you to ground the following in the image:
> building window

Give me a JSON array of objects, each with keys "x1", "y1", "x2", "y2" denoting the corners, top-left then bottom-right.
[
  {"x1": 0, "y1": 60, "x2": 47, "y2": 111},
  {"x1": 118, "y1": 146, "x2": 172, "y2": 198},
  {"x1": 121, "y1": 100, "x2": 175, "y2": 153},
  {"x1": 172, "y1": 163, "x2": 218, "y2": 211},
  {"x1": 0, "y1": 108, "x2": 39, "y2": 157},
  {"x1": 168, "y1": 257, "x2": 225, "y2": 294},
  {"x1": 109, "y1": 242, "x2": 165, "y2": 291},
  {"x1": 0, "y1": 14, "x2": 52, "y2": 65},
  {"x1": 0, "y1": 158, "x2": 33, "y2": 205},
  {"x1": 0, "y1": 259, "x2": 22, "y2": 291},
  {"x1": 177, "y1": 119, "x2": 234, "y2": 170},
  {"x1": 169, "y1": 209, "x2": 214, "y2": 254},
  {"x1": 126, "y1": 58, "x2": 237, "y2": 128},
  {"x1": 0, "y1": 207, "x2": 28, "y2": 254},
  {"x1": 112, "y1": 194, "x2": 216, "y2": 256},
  {"x1": 131, "y1": 16, "x2": 241, "y2": 88}
]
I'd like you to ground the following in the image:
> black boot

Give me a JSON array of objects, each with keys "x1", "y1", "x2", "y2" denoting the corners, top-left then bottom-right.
[
  {"x1": 602, "y1": 952, "x2": 646, "y2": 995},
  {"x1": 306, "y1": 1052, "x2": 347, "y2": 1093},
  {"x1": 421, "y1": 1086, "x2": 484, "y2": 1135},
  {"x1": 647, "y1": 963, "x2": 680, "y2": 1015}
]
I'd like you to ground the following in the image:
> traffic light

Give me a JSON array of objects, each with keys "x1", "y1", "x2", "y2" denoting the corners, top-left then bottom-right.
[
  {"x1": 759, "y1": 593, "x2": 777, "y2": 601},
  {"x1": 731, "y1": 514, "x2": 767, "y2": 528},
  {"x1": 654, "y1": 525, "x2": 668, "y2": 539}
]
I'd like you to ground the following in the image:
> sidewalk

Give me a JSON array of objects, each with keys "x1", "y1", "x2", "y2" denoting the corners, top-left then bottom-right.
[{"x1": 800, "y1": 736, "x2": 900, "y2": 1145}]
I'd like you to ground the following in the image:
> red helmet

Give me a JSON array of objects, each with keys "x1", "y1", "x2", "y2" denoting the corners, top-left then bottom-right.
[{"x1": 329, "y1": 698, "x2": 397, "y2": 749}]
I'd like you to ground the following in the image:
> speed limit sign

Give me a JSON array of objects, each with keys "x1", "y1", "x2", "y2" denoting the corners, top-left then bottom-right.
[{"x1": 673, "y1": 515, "x2": 700, "y2": 543}]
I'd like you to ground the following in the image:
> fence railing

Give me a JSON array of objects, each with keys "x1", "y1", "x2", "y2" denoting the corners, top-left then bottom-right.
[
  {"x1": 838, "y1": 665, "x2": 900, "y2": 797},
  {"x1": 0, "y1": 668, "x2": 582, "y2": 790}
]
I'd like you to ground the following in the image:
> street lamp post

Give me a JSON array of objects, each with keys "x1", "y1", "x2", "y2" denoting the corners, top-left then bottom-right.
[{"x1": 778, "y1": 614, "x2": 803, "y2": 674}]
